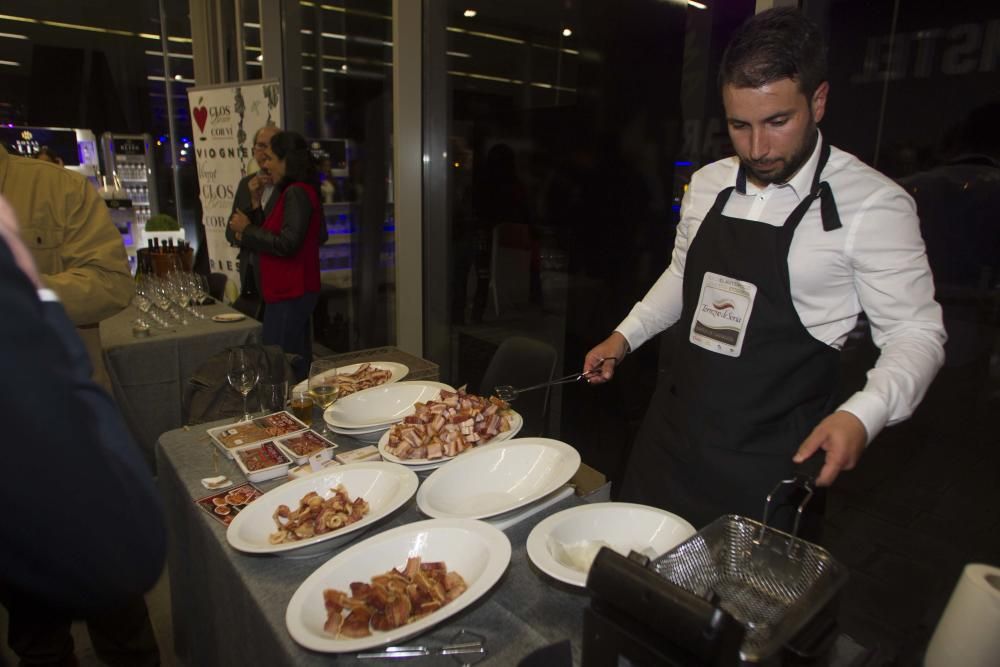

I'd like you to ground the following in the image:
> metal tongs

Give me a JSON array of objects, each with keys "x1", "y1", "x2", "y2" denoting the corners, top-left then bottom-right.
[{"x1": 493, "y1": 357, "x2": 613, "y2": 402}]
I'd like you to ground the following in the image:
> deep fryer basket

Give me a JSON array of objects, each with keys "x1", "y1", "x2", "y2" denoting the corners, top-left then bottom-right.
[{"x1": 649, "y1": 463, "x2": 848, "y2": 662}]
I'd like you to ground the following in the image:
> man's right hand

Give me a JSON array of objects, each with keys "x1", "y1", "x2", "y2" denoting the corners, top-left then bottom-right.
[
  {"x1": 248, "y1": 174, "x2": 266, "y2": 208},
  {"x1": 584, "y1": 332, "x2": 629, "y2": 384}
]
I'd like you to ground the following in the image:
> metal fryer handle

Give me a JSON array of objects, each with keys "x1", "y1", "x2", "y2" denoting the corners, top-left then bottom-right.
[{"x1": 755, "y1": 452, "x2": 825, "y2": 551}]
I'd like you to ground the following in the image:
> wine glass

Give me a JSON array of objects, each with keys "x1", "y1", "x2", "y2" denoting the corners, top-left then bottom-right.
[
  {"x1": 307, "y1": 359, "x2": 340, "y2": 435},
  {"x1": 227, "y1": 348, "x2": 259, "y2": 422}
]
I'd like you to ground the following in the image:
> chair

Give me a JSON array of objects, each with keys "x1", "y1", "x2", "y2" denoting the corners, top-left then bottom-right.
[
  {"x1": 207, "y1": 272, "x2": 228, "y2": 301},
  {"x1": 479, "y1": 336, "x2": 558, "y2": 438}
]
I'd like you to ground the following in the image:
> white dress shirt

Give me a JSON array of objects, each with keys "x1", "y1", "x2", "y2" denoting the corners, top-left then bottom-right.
[{"x1": 616, "y1": 132, "x2": 946, "y2": 443}]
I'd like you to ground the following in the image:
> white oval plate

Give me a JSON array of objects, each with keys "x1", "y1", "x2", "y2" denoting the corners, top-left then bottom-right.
[
  {"x1": 212, "y1": 313, "x2": 246, "y2": 323},
  {"x1": 416, "y1": 438, "x2": 580, "y2": 520},
  {"x1": 285, "y1": 518, "x2": 511, "y2": 652},
  {"x1": 291, "y1": 361, "x2": 410, "y2": 396},
  {"x1": 525, "y1": 502, "x2": 696, "y2": 587},
  {"x1": 324, "y1": 381, "x2": 455, "y2": 430},
  {"x1": 226, "y1": 461, "x2": 418, "y2": 558},
  {"x1": 332, "y1": 429, "x2": 388, "y2": 445},
  {"x1": 329, "y1": 423, "x2": 393, "y2": 436},
  {"x1": 377, "y1": 411, "x2": 524, "y2": 469}
]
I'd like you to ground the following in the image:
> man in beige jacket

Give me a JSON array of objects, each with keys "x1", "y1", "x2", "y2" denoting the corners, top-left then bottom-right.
[{"x1": 0, "y1": 145, "x2": 132, "y2": 390}]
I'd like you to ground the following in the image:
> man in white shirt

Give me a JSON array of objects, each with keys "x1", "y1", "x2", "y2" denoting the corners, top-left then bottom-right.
[{"x1": 585, "y1": 8, "x2": 945, "y2": 532}]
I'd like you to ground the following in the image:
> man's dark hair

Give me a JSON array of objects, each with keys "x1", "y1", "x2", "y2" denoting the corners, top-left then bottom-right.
[
  {"x1": 269, "y1": 131, "x2": 318, "y2": 191},
  {"x1": 719, "y1": 8, "x2": 827, "y2": 99}
]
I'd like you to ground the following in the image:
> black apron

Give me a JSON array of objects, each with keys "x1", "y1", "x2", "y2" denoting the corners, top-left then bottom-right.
[{"x1": 621, "y1": 142, "x2": 842, "y2": 532}]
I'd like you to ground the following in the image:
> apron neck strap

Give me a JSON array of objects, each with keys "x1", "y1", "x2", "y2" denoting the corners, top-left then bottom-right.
[
  {"x1": 715, "y1": 139, "x2": 841, "y2": 233},
  {"x1": 786, "y1": 139, "x2": 842, "y2": 233}
]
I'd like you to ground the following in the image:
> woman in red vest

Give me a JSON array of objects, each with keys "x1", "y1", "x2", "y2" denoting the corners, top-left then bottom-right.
[{"x1": 229, "y1": 131, "x2": 325, "y2": 381}]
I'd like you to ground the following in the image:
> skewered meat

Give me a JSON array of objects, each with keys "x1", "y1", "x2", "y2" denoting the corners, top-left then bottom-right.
[
  {"x1": 321, "y1": 557, "x2": 467, "y2": 638},
  {"x1": 268, "y1": 485, "x2": 369, "y2": 544},
  {"x1": 384, "y1": 390, "x2": 513, "y2": 460},
  {"x1": 316, "y1": 363, "x2": 394, "y2": 399}
]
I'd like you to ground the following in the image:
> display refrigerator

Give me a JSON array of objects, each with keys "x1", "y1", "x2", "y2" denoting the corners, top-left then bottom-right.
[
  {"x1": 101, "y1": 133, "x2": 158, "y2": 226},
  {"x1": 101, "y1": 133, "x2": 159, "y2": 273}
]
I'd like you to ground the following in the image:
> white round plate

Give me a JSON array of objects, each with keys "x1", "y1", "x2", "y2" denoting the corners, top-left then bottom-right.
[
  {"x1": 291, "y1": 361, "x2": 409, "y2": 396},
  {"x1": 285, "y1": 518, "x2": 511, "y2": 652},
  {"x1": 226, "y1": 461, "x2": 418, "y2": 558},
  {"x1": 324, "y1": 381, "x2": 455, "y2": 430},
  {"x1": 212, "y1": 313, "x2": 246, "y2": 323},
  {"x1": 376, "y1": 411, "x2": 523, "y2": 469},
  {"x1": 416, "y1": 438, "x2": 580, "y2": 520},
  {"x1": 525, "y1": 502, "x2": 696, "y2": 587}
]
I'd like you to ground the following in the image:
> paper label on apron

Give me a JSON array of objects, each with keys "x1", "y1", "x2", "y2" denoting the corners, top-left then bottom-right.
[{"x1": 689, "y1": 272, "x2": 757, "y2": 357}]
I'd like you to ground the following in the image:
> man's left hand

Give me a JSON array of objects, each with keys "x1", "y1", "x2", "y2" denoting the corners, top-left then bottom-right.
[{"x1": 793, "y1": 411, "x2": 867, "y2": 487}]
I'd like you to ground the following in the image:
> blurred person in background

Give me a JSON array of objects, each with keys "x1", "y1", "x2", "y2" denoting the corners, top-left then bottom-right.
[
  {"x1": 227, "y1": 123, "x2": 281, "y2": 319},
  {"x1": 0, "y1": 144, "x2": 132, "y2": 392},
  {"x1": 229, "y1": 131, "x2": 326, "y2": 381},
  {"x1": 899, "y1": 102, "x2": 1000, "y2": 410},
  {"x1": 34, "y1": 146, "x2": 63, "y2": 167},
  {"x1": 0, "y1": 195, "x2": 165, "y2": 666}
]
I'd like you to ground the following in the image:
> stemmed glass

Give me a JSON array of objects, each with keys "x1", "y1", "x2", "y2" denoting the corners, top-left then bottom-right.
[
  {"x1": 307, "y1": 359, "x2": 340, "y2": 436},
  {"x1": 228, "y1": 348, "x2": 260, "y2": 422}
]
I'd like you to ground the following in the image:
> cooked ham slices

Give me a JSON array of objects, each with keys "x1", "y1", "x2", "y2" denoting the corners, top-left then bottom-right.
[{"x1": 384, "y1": 389, "x2": 512, "y2": 460}]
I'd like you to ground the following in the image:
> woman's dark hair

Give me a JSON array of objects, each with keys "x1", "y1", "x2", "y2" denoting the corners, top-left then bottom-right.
[
  {"x1": 719, "y1": 8, "x2": 827, "y2": 99},
  {"x1": 269, "y1": 131, "x2": 318, "y2": 191}
]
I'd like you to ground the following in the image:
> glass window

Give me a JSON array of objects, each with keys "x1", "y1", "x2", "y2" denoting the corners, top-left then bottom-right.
[
  {"x1": 0, "y1": 1, "x2": 193, "y2": 239},
  {"x1": 426, "y1": 0, "x2": 756, "y2": 486},
  {"x1": 806, "y1": 0, "x2": 1000, "y2": 462},
  {"x1": 241, "y1": 0, "x2": 264, "y2": 82},
  {"x1": 298, "y1": 1, "x2": 395, "y2": 353}
]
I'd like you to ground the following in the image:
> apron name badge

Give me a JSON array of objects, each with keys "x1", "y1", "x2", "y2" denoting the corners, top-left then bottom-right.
[{"x1": 689, "y1": 272, "x2": 758, "y2": 357}]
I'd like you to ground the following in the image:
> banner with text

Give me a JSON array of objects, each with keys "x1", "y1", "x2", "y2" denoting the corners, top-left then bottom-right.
[{"x1": 188, "y1": 80, "x2": 281, "y2": 293}]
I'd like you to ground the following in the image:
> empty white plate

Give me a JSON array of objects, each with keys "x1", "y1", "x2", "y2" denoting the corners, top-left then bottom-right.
[
  {"x1": 416, "y1": 438, "x2": 581, "y2": 520},
  {"x1": 285, "y1": 518, "x2": 510, "y2": 652},
  {"x1": 324, "y1": 381, "x2": 456, "y2": 430},
  {"x1": 525, "y1": 502, "x2": 696, "y2": 587},
  {"x1": 226, "y1": 461, "x2": 418, "y2": 558}
]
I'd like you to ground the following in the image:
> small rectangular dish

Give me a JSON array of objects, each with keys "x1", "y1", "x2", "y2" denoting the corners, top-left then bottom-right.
[
  {"x1": 233, "y1": 440, "x2": 292, "y2": 483},
  {"x1": 208, "y1": 411, "x2": 310, "y2": 459},
  {"x1": 275, "y1": 430, "x2": 339, "y2": 466}
]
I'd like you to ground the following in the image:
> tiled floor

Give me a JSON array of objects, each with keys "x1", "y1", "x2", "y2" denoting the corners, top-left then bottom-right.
[{"x1": 0, "y1": 571, "x2": 177, "y2": 667}]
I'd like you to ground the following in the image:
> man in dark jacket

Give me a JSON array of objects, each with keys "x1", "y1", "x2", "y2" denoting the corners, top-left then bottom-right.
[
  {"x1": 226, "y1": 124, "x2": 281, "y2": 319},
  {"x1": 0, "y1": 194, "x2": 166, "y2": 665}
]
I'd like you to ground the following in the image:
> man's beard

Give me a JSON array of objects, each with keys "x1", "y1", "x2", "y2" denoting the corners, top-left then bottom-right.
[{"x1": 742, "y1": 126, "x2": 819, "y2": 186}]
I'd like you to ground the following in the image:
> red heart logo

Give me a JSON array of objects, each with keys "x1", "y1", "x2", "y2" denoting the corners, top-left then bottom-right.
[{"x1": 193, "y1": 106, "x2": 208, "y2": 133}]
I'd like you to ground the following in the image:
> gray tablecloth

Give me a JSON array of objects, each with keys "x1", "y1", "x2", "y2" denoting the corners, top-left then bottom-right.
[
  {"x1": 102, "y1": 303, "x2": 262, "y2": 468},
  {"x1": 156, "y1": 423, "x2": 590, "y2": 666}
]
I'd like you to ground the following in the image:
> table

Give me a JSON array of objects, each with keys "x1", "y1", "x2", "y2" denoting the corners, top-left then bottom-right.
[
  {"x1": 156, "y1": 423, "x2": 591, "y2": 666},
  {"x1": 102, "y1": 302, "x2": 262, "y2": 468}
]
